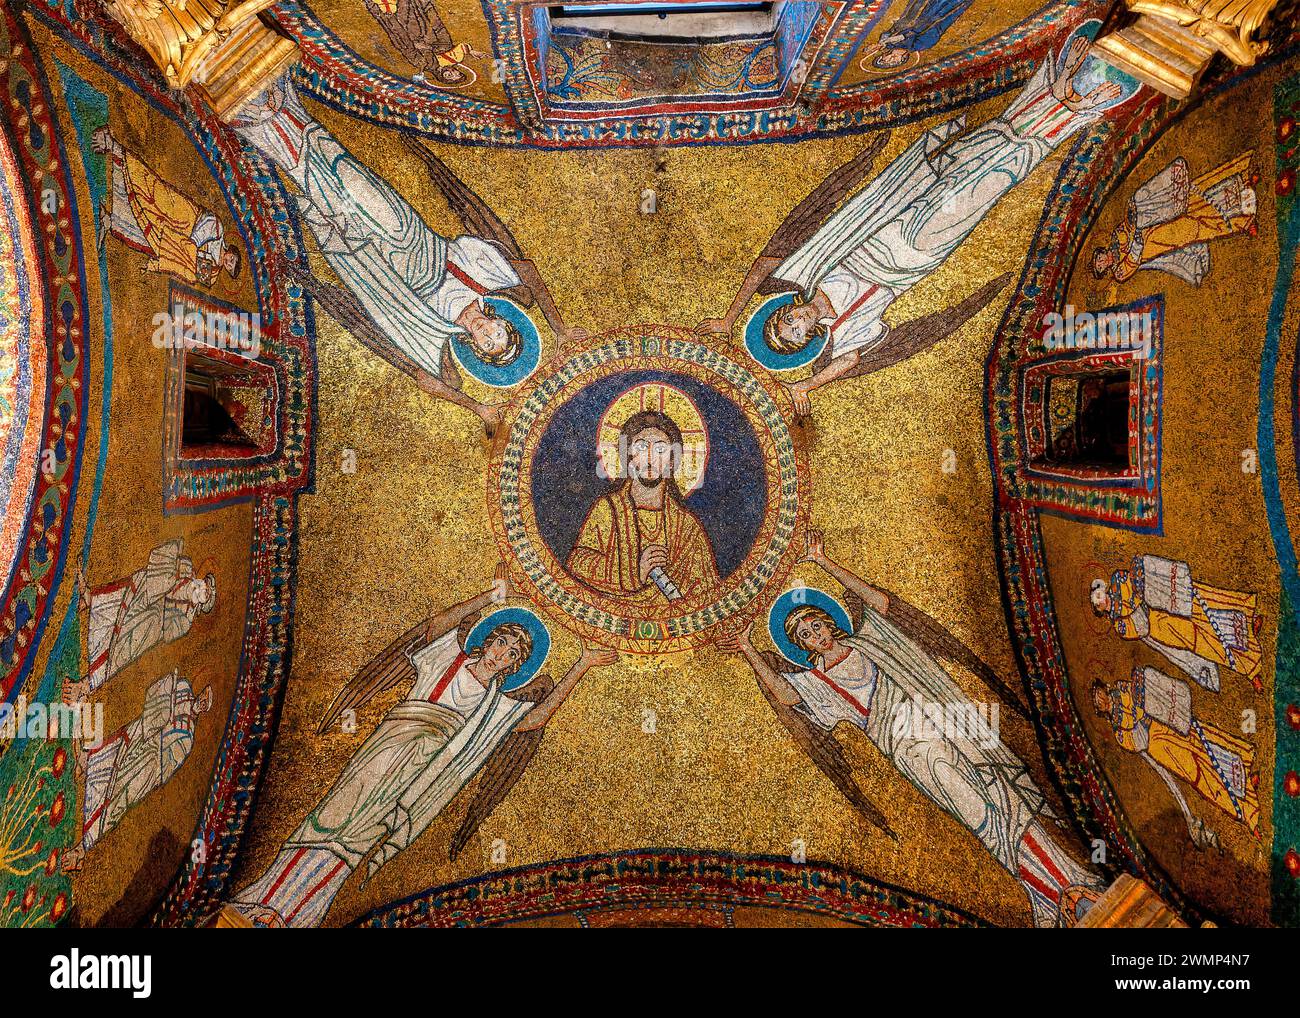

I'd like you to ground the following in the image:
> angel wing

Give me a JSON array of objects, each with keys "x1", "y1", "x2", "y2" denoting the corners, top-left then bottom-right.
[
  {"x1": 756, "y1": 131, "x2": 892, "y2": 289},
  {"x1": 318, "y1": 612, "x2": 480, "y2": 734},
  {"x1": 279, "y1": 255, "x2": 453, "y2": 385},
  {"x1": 842, "y1": 589, "x2": 1029, "y2": 719},
  {"x1": 758, "y1": 651, "x2": 897, "y2": 839},
  {"x1": 813, "y1": 271, "x2": 1012, "y2": 379},
  {"x1": 397, "y1": 134, "x2": 536, "y2": 307},
  {"x1": 448, "y1": 672, "x2": 556, "y2": 861}
]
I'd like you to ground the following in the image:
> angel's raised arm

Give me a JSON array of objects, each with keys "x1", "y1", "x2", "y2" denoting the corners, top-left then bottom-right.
[
  {"x1": 317, "y1": 570, "x2": 506, "y2": 733},
  {"x1": 514, "y1": 643, "x2": 618, "y2": 732}
]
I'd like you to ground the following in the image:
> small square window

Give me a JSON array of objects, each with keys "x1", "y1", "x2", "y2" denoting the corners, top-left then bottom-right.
[
  {"x1": 181, "y1": 349, "x2": 275, "y2": 459},
  {"x1": 1039, "y1": 368, "x2": 1133, "y2": 471}
]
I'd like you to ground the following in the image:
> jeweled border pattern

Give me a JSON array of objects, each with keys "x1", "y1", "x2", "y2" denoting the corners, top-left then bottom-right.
[
  {"x1": 275, "y1": 0, "x2": 1108, "y2": 148},
  {"x1": 350, "y1": 848, "x2": 988, "y2": 928},
  {"x1": 0, "y1": 5, "x2": 89, "y2": 704},
  {"x1": 1016, "y1": 294, "x2": 1165, "y2": 531}
]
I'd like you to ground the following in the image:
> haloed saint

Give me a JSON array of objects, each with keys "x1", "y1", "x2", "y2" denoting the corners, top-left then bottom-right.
[{"x1": 566, "y1": 384, "x2": 720, "y2": 605}]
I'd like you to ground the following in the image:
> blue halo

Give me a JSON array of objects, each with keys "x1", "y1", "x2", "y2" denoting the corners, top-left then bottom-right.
[
  {"x1": 464, "y1": 606, "x2": 551, "y2": 692},
  {"x1": 450, "y1": 297, "x2": 541, "y2": 389},
  {"x1": 767, "y1": 587, "x2": 853, "y2": 668},
  {"x1": 743, "y1": 292, "x2": 828, "y2": 373}
]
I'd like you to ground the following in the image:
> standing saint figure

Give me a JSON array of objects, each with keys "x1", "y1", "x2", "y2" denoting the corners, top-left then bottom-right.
[
  {"x1": 365, "y1": 0, "x2": 483, "y2": 86},
  {"x1": 62, "y1": 670, "x2": 214, "y2": 872},
  {"x1": 91, "y1": 126, "x2": 242, "y2": 287},
  {"x1": 64, "y1": 539, "x2": 216, "y2": 701},
  {"x1": 567, "y1": 409, "x2": 721, "y2": 605},
  {"x1": 229, "y1": 566, "x2": 617, "y2": 927},
  {"x1": 721, "y1": 532, "x2": 1100, "y2": 927},
  {"x1": 1091, "y1": 668, "x2": 1260, "y2": 848},
  {"x1": 863, "y1": 0, "x2": 975, "y2": 71},
  {"x1": 1091, "y1": 153, "x2": 1257, "y2": 285},
  {"x1": 232, "y1": 79, "x2": 583, "y2": 435},
  {"x1": 1089, "y1": 555, "x2": 1264, "y2": 694},
  {"x1": 699, "y1": 29, "x2": 1131, "y2": 414}
]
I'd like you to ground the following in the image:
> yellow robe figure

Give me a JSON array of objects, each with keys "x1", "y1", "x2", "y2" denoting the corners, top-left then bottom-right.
[
  {"x1": 1108, "y1": 679, "x2": 1259, "y2": 834},
  {"x1": 1105, "y1": 153, "x2": 1256, "y2": 284},
  {"x1": 567, "y1": 484, "x2": 721, "y2": 605},
  {"x1": 106, "y1": 149, "x2": 227, "y2": 286},
  {"x1": 1105, "y1": 566, "x2": 1264, "y2": 692}
]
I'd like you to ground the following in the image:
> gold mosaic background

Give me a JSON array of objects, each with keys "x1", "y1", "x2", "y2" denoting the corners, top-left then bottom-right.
[
  {"x1": 229, "y1": 95, "x2": 1084, "y2": 927},
  {"x1": 24, "y1": 12, "x2": 1293, "y2": 930}
]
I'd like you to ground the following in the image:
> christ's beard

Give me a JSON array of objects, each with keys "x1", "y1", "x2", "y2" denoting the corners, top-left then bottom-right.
[{"x1": 628, "y1": 468, "x2": 666, "y2": 489}]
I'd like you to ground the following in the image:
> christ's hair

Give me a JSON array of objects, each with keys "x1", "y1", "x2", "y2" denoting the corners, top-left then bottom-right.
[
  {"x1": 477, "y1": 307, "x2": 523, "y2": 367},
  {"x1": 471, "y1": 621, "x2": 534, "y2": 678},
  {"x1": 784, "y1": 605, "x2": 850, "y2": 664},
  {"x1": 619, "y1": 410, "x2": 686, "y2": 493},
  {"x1": 762, "y1": 294, "x2": 829, "y2": 354}
]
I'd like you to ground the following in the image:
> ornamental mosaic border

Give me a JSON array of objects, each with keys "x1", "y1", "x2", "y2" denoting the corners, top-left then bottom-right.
[
  {"x1": 0, "y1": 5, "x2": 90, "y2": 704},
  {"x1": 274, "y1": 0, "x2": 1107, "y2": 148},
  {"x1": 1016, "y1": 294, "x2": 1165, "y2": 532},
  {"x1": 350, "y1": 848, "x2": 988, "y2": 928}
]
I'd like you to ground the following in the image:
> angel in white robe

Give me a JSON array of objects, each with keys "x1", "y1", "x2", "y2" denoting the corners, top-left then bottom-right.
[
  {"x1": 231, "y1": 78, "x2": 584, "y2": 435},
  {"x1": 62, "y1": 671, "x2": 214, "y2": 872},
  {"x1": 63, "y1": 540, "x2": 215, "y2": 701},
  {"x1": 700, "y1": 30, "x2": 1133, "y2": 415},
  {"x1": 229, "y1": 567, "x2": 616, "y2": 927},
  {"x1": 720, "y1": 532, "x2": 1101, "y2": 927}
]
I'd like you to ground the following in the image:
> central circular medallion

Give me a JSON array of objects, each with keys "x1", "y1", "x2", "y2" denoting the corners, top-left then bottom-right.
[{"x1": 488, "y1": 327, "x2": 809, "y2": 653}]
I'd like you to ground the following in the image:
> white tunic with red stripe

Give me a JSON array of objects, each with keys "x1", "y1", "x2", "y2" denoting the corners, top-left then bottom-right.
[
  {"x1": 781, "y1": 609, "x2": 1100, "y2": 923},
  {"x1": 230, "y1": 631, "x2": 529, "y2": 926},
  {"x1": 231, "y1": 79, "x2": 521, "y2": 378},
  {"x1": 786, "y1": 618, "x2": 1049, "y2": 875}
]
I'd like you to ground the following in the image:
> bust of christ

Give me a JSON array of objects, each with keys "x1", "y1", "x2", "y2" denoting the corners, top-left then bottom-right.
[{"x1": 565, "y1": 410, "x2": 720, "y2": 605}]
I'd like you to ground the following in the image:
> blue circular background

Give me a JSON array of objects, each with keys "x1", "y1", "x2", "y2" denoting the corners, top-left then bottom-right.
[
  {"x1": 450, "y1": 297, "x2": 541, "y2": 388},
  {"x1": 530, "y1": 368, "x2": 768, "y2": 582},
  {"x1": 768, "y1": 587, "x2": 853, "y2": 667},
  {"x1": 743, "y1": 293, "x2": 827, "y2": 373},
  {"x1": 465, "y1": 606, "x2": 551, "y2": 691}
]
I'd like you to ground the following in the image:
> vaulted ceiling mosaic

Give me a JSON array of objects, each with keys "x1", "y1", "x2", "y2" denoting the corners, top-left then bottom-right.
[{"x1": 1, "y1": 0, "x2": 1298, "y2": 936}]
